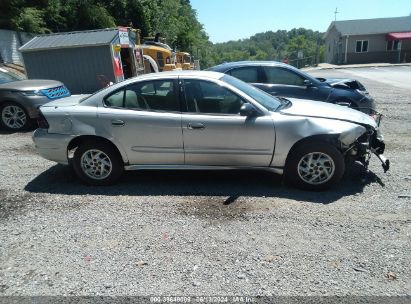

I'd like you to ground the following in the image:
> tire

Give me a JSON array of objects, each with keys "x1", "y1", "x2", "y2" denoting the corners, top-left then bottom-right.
[
  {"x1": 72, "y1": 141, "x2": 124, "y2": 185},
  {"x1": 285, "y1": 141, "x2": 345, "y2": 191},
  {"x1": 0, "y1": 102, "x2": 31, "y2": 131}
]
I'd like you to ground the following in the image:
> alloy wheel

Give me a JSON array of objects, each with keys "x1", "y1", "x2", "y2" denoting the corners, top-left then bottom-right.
[
  {"x1": 80, "y1": 149, "x2": 113, "y2": 180},
  {"x1": 297, "y1": 152, "x2": 335, "y2": 185},
  {"x1": 1, "y1": 105, "x2": 27, "y2": 129}
]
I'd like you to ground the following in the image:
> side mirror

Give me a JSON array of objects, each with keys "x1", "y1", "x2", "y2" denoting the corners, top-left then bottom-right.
[
  {"x1": 304, "y1": 79, "x2": 313, "y2": 87},
  {"x1": 240, "y1": 103, "x2": 258, "y2": 117}
]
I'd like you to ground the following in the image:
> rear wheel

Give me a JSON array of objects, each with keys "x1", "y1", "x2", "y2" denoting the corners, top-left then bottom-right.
[
  {"x1": 0, "y1": 102, "x2": 31, "y2": 131},
  {"x1": 72, "y1": 141, "x2": 124, "y2": 185},
  {"x1": 285, "y1": 141, "x2": 345, "y2": 190}
]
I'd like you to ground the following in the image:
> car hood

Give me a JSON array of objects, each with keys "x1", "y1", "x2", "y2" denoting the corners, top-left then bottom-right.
[
  {"x1": 279, "y1": 98, "x2": 377, "y2": 128},
  {"x1": 322, "y1": 78, "x2": 353, "y2": 85},
  {"x1": 41, "y1": 94, "x2": 90, "y2": 108},
  {"x1": 0, "y1": 79, "x2": 63, "y2": 91},
  {"x1": 320, "y1": 78, "x2": 366, "y2": 91}
]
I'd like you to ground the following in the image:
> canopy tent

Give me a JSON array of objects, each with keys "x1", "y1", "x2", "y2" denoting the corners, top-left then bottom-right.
[{"x1": 386, "y1": 32, "x2": 411, "y2": 41}]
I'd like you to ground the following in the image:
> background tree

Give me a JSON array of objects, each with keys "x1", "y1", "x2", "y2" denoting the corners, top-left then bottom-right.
[
  {"x1": 11, "y1": 7, "x2": 48, "y2": 33},
  {"x1": 0, "y1": 0, "x2": 325, "y2": 68}
]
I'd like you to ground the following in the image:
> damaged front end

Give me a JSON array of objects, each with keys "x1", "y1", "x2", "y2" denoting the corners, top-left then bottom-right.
[
  {"x1": 339, "y1": 125, "x2": 390, "y2": 173},
  {"x1": 328, "y1": 78, "x2": 365, "y2": 90}
]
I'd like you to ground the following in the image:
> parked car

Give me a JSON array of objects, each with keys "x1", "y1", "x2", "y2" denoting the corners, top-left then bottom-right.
[
  {"x1": 32, "y1": 71, "x2": 389, "y2": 190},
  {"x1": 0, "y1": 68, "x2": 70, "y2": 131},
  {"x1": 207, "y1": 61, "x2": 377, "y2": 114}
]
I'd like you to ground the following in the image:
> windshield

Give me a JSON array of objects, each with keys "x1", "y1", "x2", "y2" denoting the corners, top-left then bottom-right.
[
  {"x1": 0, "y1": 70, "x2": 21, "y2": 84},
  {"x1": 221, "y1": 74, "x2": 282, "y2": 111}
]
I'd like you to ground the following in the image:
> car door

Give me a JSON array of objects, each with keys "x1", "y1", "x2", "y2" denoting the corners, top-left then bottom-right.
[
  {"x1": 257, "y1": 66, "x2": 313, "y2": 99},
  {"x1": 180, "y1": 78, "x2": 275, "y2": 167},
  {"x1": 97, "y1": 78, "x2": 184, "y2": 165}
]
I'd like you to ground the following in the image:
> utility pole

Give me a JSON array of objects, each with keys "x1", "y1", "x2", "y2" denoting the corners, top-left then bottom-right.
[
  {"x1": 398, "y1": 40, "x2": 402, "y2": 63},
  {"x1": 334, "y1": 7, "x2": 339, "y2": 21},
  {"x1": 315, "y1": 32, "x2": 320, "y2": 65}
]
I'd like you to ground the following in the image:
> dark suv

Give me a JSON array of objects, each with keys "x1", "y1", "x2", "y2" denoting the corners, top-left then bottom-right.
[
  {"x1": 0, "y1": 69, "x2": 70, "y2": 131},
  {"x1": 208, "y1": 61, "x2": 376, "y2": 114}
]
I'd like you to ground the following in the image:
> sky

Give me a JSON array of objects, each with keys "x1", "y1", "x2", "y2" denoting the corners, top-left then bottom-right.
[{"x1": 190, "y1": 0, "x2": 411, "y2": 43}]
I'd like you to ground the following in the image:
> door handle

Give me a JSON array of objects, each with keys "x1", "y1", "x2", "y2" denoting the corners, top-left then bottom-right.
[
  {"x1": 187, "y1": 123, "x2": 205, "y2": 130},
  {"x1": 111, "y1": 119, "x2": 125, "y2": 126}
]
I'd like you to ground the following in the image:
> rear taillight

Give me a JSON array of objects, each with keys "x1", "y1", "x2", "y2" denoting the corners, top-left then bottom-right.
[{"x1": 37, "y1": 111, "x2": 49, "y2": 129}]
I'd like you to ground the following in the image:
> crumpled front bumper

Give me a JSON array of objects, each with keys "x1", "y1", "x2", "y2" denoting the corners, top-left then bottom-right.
[
  {"x1": 371, "y1": 134, "x2": 390, "y2": 172},
  {"x1": 347, "y1": 127, "x2": 389, "y2": 173}
]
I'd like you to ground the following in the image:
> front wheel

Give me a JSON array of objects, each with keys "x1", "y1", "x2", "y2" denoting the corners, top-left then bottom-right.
[
  {"x1": 285, "y1": 142, "x2": 345, "y2": 191},
  {"x1": 0, "y1": 102, "x2": 31, "y2": 131},
  {"x1": 72, "y1": 141, "x2": 124, "y2": 185}
]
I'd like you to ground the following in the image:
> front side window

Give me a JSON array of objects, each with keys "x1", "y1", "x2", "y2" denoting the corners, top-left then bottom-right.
[
  {"x1": 263, "y1": 67, "x2": 305, "y2": 86},
  {"x1": 104, "y1": 80, "x2": 179, "y2": 112},
  {"x1": 229, "y1": 67, "x2": 259, "y2": 83},
  {"x1": 356, "y1": 40, "x2": 369, "y2": 53},
  {"x1": 183, "y1": 79, "x2": 246, "y2": 115}
]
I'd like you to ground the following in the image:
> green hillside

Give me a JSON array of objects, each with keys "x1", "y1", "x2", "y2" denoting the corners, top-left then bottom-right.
[
  {"x1": 207, "y1": 28, "x2": 325, "y2": 68},
  {"x1": 0, "y1": 0, "x2": 325, "y2": 68}
]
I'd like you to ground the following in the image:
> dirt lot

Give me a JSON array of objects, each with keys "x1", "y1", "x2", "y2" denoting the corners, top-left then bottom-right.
[{"x1": 0, "y1": 69, "x2": 410, "y2": 297}]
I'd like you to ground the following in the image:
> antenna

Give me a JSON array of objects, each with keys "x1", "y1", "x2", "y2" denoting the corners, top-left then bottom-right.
[{"x1": 334, "y1": 7, "x2": 339, "y2": 21}]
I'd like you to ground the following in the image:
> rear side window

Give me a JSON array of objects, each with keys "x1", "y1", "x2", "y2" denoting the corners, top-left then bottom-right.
[
  {"x1": 104, "y1": 80, "x2": 179, "y2": 112},
  {"x1": 263, "y1": 67, "x2": 305, "y2": 86},
  {"x1": 105, "y1": 90, "x2": 124, "y2": 107},
  {"x1": 229, "y1": 67, "x2": 259, "y2": 83}
]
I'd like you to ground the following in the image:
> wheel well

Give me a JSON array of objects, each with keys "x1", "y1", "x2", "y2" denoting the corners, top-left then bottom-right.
[
  {"x1": 67, "y1": 135, "x2": 124, "y2": 163},
  {"x1": 286, "y1": 134, "x2": 340, "y2": 165},
  {"x1": 0, "y1": 99, "x2": 25, "y2": 109}
]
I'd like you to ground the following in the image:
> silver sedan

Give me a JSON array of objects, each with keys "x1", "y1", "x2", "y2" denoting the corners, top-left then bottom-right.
[{"x1": 32, "y1": 71, "x2": 389, "y2": 190}]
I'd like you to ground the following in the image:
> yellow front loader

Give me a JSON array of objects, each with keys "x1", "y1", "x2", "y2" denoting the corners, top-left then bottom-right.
[{"x1": 175, "y1": 52, "x2": 194, "y2": 70}]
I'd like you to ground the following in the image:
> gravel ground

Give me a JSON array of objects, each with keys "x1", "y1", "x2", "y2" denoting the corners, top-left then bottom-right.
[{"x1": 0, "y1": 70, "x2": 410, "y2": 297}]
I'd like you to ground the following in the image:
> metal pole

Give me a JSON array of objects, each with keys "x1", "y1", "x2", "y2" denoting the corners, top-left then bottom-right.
[
  {"x1": 345, "y1": 35, "x2": 349, "y2": 64},
  {"x1": 398, "y1": 40, "x2": 402, "y2": 63},
  {"x1": 315, "y1": 34, "x2": 320, "y2": 65}
]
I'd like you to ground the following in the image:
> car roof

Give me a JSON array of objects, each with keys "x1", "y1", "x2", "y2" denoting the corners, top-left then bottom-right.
[
  {"x1": 208, "y1": 61, "x2": 291, "y2": 72},
  {"x1": 122, "y1": 70, "x2": 224, "y2": 84},
  {"x1": 93, "y1": 70, "x2": 225, "y2": 95},
  {"x1": 83, "y1": 70, "x2": 241, "y2": 107}
]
